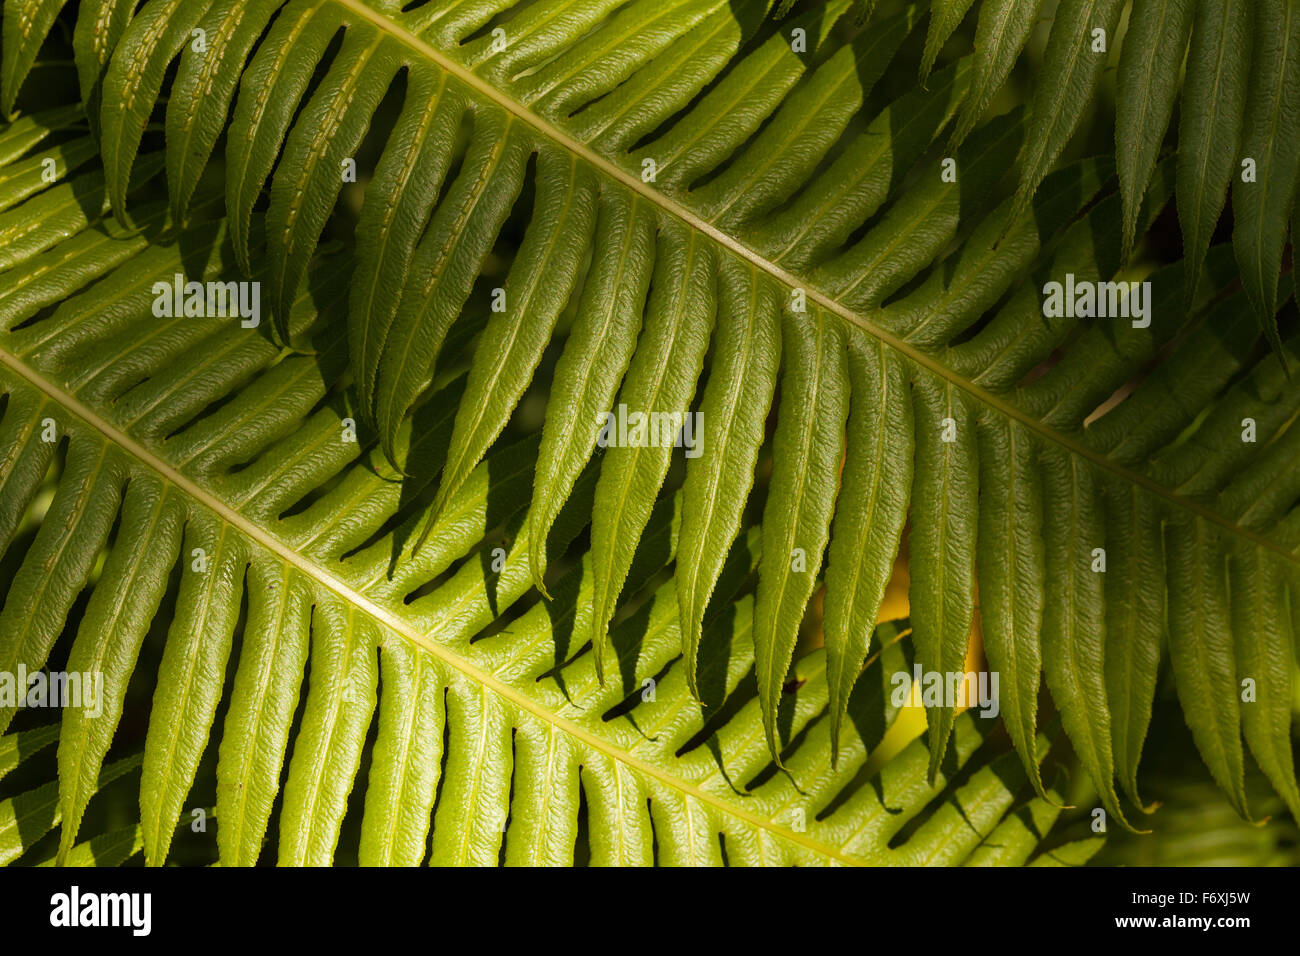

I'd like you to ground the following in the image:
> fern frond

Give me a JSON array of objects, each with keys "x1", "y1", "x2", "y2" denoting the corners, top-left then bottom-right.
[
  {"x1": 1, "y1": 0, "x2": 1299, "y2": 865},
  {"x1": 0, "y1": 136, "x2": 1069, "y2": 864}
]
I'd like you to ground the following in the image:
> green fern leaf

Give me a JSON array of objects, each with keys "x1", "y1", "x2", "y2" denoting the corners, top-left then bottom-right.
[
  {"x1": 753, "y1": 304, "x2": 848, "y2": 761},
  {"x1": 1176, "y1": 0, "x2": 1251, "y2": 307},
  {"x1": 1232, "y1": 0, "x2": 1300, "y2": 357},
  {"x1": 1115, "y1": 0, "x2": 1195, "y2": 264},
  {"x1": 675, "y1": 260, "x2": 780, "y2": 695},
  {"x1": 0, "y1": 0, "x2": 68, "y2": 118},
  {"x1": 1010, "y1": 0, "x2": 1126, "y2": 226},
  {"x1": 909, "y1": 371, "x2": 977, "y2": 781},
  {"x1": 951, "y1": 0, "x2": 1042, "y2": 146},
  {"x1": 921, "y1": 0, "x2": 977, "y2": 82},
  {"x1": 823, "y1": 334, "x2": 911, "y2": 762}
]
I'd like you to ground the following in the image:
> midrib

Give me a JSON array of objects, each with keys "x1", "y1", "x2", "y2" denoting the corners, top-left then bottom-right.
[
  {"x1": 0, "y1": 344, "x2": 861, "y2": 866},
  {"x1": 330, "y1": 0, "x2": 1300, "y2": 569}
]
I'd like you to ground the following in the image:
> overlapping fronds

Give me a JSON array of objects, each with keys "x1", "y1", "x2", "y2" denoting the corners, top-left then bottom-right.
[
  {"x1": 0, "y1": 111, "x2": 1075, "y2": 864},
  {"x1": 875, "y1": 0, "x2": 1300, "y2": 350},
  {"x1": 760, "y1": 1, "x2": 1300, "y2": 356},
  {"x1": 0, "y1": 0, "x2": 1297, "y2": 864}
]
